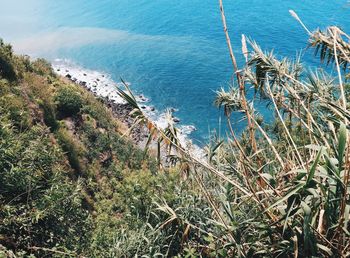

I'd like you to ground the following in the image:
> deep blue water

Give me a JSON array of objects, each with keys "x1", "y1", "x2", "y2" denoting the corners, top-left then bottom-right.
[{"x1": 0, "y1": 0, "x2": 349, "y2": 145}]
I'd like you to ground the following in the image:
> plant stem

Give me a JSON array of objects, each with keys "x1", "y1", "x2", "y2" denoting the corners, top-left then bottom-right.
[{"x1": 218, "y1": 0, "x2": 257, "y2": 153}]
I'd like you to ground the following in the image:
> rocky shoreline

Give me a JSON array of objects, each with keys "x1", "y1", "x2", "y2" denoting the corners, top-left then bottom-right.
[
  {"x1": 53, "y1": 60, "x2": 203, "y2": 160},
  {"x1": 64, "y1": 74, "x2": 151, "y2": 146}
]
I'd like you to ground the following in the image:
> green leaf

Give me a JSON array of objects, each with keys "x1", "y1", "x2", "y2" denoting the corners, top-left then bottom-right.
[
  {"x1": 306, "y1": 148, "x2": 323, "y2": 187},
  {"x1": 283, "y1": 196, "x2": 297, "y2": 234},
  {"x1": 325, "y1": 155, "x2": 343, "y2": 184},
  {"x1": 338, "y1": 122, "x2": 347, "y2": 169},
  {"x1": 267, "y1": 183, "x2": 304, "y2": 211}
]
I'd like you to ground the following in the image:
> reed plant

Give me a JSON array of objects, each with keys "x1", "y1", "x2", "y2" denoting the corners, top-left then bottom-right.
[{"x1": 117, "y1": 4, "x2": 350, "y2": 257}]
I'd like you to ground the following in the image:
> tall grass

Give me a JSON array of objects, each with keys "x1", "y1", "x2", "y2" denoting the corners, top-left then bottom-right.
[{"x1": 117, "y1": 5, "x2": 350, "y2": 257}]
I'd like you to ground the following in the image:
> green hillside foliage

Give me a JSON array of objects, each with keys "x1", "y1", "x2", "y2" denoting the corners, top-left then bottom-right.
[{"x1": 0, "y1": 39, "x2": 199, "y2": 257}]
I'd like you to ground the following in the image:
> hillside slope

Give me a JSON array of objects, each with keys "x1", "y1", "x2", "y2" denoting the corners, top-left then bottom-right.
[{"x1": 0, "y1": 40, "x2": 196, "y2": 257}]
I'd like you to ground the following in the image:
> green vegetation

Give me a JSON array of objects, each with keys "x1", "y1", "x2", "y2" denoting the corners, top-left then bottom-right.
[
  {"x1": 116, "y1": 16, "x2": 350, "y2": 258},
  {"x1": 0, "y1": 39, "x2": 195, "y2": 257},
  {"x1": 1, "y1": 10, "x2": 350, "y2": 258},
  {"x1": 55, "y1": 86, "x2": 83, "y2": 118}
]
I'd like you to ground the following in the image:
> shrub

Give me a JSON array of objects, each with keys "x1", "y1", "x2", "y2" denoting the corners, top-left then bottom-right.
[
  {"x1": 31, "y1": 58, "x2": 54, "y2": 76},
  {"x1": 0, "y1": 39, "x2": 16, "y2": 81},
  {"x1": 80, "y1": 97, "x2": 115, "y2": 129},
  {"x1": 0, "y1": 94, "x2": 31, "y2": 129},
  {"x1": 55, "y1": 86, "x2": 83, "y2": 117}
]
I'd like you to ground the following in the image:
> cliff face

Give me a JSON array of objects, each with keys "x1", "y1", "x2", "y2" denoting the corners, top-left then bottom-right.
[{"x1": 0, "y1": 40, "x2": 185, "y2": 257}]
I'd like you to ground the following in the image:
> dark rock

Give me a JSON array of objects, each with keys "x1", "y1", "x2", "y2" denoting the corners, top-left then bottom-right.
[{"x1": 65, "y1": 74, "x2": 72, "y2": 79}]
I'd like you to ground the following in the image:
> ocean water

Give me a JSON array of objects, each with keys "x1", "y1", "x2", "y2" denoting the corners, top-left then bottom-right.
[{"x1": 0, "y1": 0, "x2": 349, "y2": 145}]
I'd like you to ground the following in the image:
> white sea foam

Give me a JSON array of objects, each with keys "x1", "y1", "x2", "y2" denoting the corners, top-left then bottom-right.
[
  {"x1": 53, "y1": 59, "x2": 127, "y2": 103},
  {"x1": 52, "y1": 60, "x2": 205, "y2": 159}
]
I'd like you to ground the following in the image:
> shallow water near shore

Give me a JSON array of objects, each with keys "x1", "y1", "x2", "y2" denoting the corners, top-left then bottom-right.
[{"x1": 1, "y1": 0, "x2": 350, "y2": 145}]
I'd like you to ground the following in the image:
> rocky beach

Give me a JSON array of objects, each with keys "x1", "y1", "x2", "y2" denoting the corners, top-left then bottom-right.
[{"x1": 52, "y1": 60, "x2": 202, "y2": 160}]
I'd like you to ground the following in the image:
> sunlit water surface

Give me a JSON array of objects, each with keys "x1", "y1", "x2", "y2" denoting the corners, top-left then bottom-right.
[{"x1": 0, "y1": 0, "x2": 349, "y2": 145}]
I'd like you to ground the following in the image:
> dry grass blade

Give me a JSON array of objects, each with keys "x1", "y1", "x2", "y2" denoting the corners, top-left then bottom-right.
[
  {"x1": 242, "y1": 34, "x2": 249, "y2": 62},
  {"x1": 309, "y1": 26, "x2": 350, "y2": 69},
  {"x1": 265, "y1": 80, "x2": 305, "y2": 169},
  {"x1": 289, "y1": 10, "x2": 311, "y2": 35}
]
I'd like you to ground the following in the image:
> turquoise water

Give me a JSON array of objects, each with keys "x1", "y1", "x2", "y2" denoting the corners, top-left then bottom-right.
[{"x1": 0, "y1": 0, "x2": 349, "y2": 145}]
